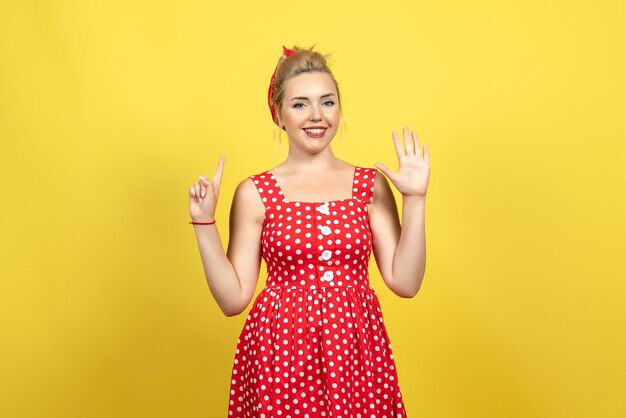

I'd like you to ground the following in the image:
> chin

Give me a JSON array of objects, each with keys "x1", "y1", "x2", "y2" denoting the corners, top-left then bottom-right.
[{"x1": 301, "y1": 141, "x2": 333, "y2": 154}]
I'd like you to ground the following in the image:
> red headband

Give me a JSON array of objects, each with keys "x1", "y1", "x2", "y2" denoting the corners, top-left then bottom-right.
[{"x1": 268, "y1": 46, "x2": 295, "y2": 126}]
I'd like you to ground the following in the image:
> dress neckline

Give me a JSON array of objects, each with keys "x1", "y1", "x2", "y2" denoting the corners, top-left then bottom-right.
[{"x1": 266, "y1": 166, "x2": 359, "y2": 204}]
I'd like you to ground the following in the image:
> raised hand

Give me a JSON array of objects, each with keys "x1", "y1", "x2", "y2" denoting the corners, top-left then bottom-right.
[
  {"x1": 375, "y1": 127, "x2": 430, "y2": 199},
  {"x1": 189, "y1": 155, "x2": 225, "y2": 222}
]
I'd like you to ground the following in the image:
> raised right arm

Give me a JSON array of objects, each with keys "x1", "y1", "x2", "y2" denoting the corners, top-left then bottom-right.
[{"x1": 191, "y1": 178, "x2": 265, "y2": 317}]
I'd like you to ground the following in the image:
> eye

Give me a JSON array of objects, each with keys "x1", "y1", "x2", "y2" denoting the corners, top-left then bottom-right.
[
  {"x1": 323, "y1": 100, "x2": 335, "y2": 106},
  {"x1": 292, "y1": 103, "x2": 305, "y2": 109}
]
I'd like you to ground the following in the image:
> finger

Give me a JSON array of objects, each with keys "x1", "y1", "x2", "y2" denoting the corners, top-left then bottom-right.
[
  {"x1": 198, "y1": 176, "x2": 207, "y2": 198},
  {"x1": 392, "y1": 130, "x2": 405, "y2": 157},
  {"x1": 423, "y1": 143, "x2": 430, "y2": 163},
  {"x1": 213, "y1": 155, "x2": 225, "y2": 185},
  {"x1": 212, "y1": 155, "x2": 225, "y2": 197},
  {"x1": 412, "y1": 131, "x2": 422, "y2": 156},
  {"x1": 189, "y1": 184, "x2": 199, "y2": 203},
  {"x1": 194, "y1": 182, "x2": 201, "y2": 203},
  {"x1": 403, "y1": 126, "x2": 414, "y2": 154}
]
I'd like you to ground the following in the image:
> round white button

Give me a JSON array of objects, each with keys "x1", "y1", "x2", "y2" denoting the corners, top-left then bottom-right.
[
  {"x1": 323, "y1": 271, "x2": 334, "y2": 281},
  {"x1": 320, "y1": 226, "x2": 331, "y2": 235},
  {"x1": 316, "y1": 203, "x2": 330, "y2": 214},
  {"x1": 321, "y1": 250, "x2": 332, "y2": 260}
]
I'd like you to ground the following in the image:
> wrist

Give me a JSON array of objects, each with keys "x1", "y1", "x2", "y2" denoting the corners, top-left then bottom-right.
[
  {"x1": 189, "y1": 217, "x2": 216, "y2": 224},
  {"x1": 402, "y1": 194, "x2": 426, "y2": 203}
]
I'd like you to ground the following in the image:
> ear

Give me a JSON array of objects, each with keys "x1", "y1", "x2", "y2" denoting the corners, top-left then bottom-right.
[{"x1": 276, "y1": 111, "x2": 285, "y2": 130}]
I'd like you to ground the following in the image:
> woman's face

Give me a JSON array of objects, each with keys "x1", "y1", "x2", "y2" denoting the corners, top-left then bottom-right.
[{"x1": 277, "y1": 71, "x2": 340, "y2": 153}]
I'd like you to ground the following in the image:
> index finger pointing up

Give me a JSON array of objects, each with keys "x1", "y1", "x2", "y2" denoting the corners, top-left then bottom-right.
[{"x1": 213, "y1": 155, "x2": 225, "y2": 184}]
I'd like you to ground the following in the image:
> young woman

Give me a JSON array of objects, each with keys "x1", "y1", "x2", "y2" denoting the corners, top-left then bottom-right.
[{"x1": 188, "y1": 45, "x2": 430, "y2": 417}]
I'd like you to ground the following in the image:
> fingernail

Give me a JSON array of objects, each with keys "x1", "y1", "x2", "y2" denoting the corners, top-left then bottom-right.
[
  {"x1": 201, "y1": 191, "x2": 206, "y2": 198},
  {"x1": 199, "y1": 175, "x2": 206, "y2": 180}
]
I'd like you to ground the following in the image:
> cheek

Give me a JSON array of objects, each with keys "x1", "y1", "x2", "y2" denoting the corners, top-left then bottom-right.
[
  {"x1": 281, "y1": 111, "x2": 298, "y2": 126},
  {"x1": 327, "y1": 106, "x2": 338, "y2": 114}
]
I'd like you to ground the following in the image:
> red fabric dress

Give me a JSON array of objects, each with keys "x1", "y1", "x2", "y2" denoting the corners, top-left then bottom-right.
[{"x1": 227, "y1": 166, "x2": 407, "y2": 417}]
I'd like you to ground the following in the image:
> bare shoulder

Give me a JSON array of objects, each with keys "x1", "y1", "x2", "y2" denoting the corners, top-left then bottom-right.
[
  {"x1": 231, "y1": 177, "x2": 265, "y2": 224},
  {"x1": 370, "y1": 170, "x2": 397, "y2": 212},
  {"x1": 372, "y1": 170, "x2": 394, "y2": 201}
]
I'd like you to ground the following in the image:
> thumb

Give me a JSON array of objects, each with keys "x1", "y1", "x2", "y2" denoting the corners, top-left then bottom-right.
[
  {"x1": 199, "y1": 176, "x2": 212, "y2": 187},
  {"x1": 374, "y1": 162, "x2": 395, "y2": 181}
]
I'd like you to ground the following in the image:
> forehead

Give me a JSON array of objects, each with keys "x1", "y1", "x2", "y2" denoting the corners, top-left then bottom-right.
[{"x1": 284, "y1": 71, "x2": 337, "y2": 97}]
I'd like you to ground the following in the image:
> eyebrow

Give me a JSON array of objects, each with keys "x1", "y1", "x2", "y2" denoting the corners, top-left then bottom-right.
[{"x1": 290, "y1": 93, "x2": 336, "y2": 101}]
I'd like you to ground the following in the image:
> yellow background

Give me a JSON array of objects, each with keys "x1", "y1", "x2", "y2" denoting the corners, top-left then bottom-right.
[{"x1": 1, "y1": 0, "x2": 624, "y2": 417}]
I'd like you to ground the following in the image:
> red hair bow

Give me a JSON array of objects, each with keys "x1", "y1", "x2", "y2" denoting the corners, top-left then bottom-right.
[{"x1": 268, "y1": 46, "x2": 295, "y2": 126}]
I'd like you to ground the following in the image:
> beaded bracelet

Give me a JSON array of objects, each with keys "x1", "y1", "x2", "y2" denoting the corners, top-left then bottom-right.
[{"x1": 188, "y1": 220, "x2": 216, "y2": 225}]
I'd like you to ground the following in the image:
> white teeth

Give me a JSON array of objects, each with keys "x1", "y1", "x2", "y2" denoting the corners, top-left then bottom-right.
[{"x1": 304, "y1": 128, "x2": 326, "y2": 134}]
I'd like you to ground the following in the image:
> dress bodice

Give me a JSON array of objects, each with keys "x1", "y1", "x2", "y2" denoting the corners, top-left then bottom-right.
[{"x1": 249, "y1": 166, "x2": 377, "y2": 290}]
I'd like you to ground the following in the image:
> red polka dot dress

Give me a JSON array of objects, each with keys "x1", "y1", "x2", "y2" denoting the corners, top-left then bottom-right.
[{"x1": 227, "y1": 166, "x2": 408, "y2": 417}]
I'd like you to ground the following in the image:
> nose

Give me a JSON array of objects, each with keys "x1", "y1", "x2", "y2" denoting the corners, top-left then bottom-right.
[{"x1": 309, "y1": 104, "x2": 322, "y2": 121}]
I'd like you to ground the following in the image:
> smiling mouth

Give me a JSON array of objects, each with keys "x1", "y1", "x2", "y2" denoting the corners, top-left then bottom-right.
[{"x1": 303, "y1": 128, "x2": 327, "y2": 135}]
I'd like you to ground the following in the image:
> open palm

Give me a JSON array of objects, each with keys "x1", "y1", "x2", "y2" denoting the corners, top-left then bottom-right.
[{"x1": 375, "y1": 127, "x2": 430, "y2": 198}]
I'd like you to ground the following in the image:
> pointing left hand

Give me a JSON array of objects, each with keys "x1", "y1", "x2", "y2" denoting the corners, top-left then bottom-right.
[{"x1": 375, "y1": 126, "x2": 430, "y2": 199}]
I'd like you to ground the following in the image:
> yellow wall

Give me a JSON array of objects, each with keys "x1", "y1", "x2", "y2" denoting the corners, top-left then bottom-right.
[{"x1": 1, "y1": 1, "x2": 624, "y2": 417}]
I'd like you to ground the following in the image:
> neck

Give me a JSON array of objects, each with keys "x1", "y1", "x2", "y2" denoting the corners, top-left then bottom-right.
[{"x1": 283, "y1": 146, "x2": 338, "y2": 173}]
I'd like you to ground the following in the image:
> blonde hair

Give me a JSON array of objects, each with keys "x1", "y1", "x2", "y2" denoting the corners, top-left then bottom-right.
[{"x1": 270, "y1": 45, "x2": 342, "y2": 123}]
